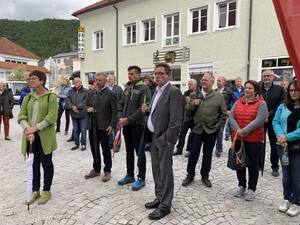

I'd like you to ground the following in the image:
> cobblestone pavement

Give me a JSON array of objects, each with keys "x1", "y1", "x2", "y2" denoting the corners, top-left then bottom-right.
[{"x1": 0, "y1": 108, "x2": 299, "y2": 225}]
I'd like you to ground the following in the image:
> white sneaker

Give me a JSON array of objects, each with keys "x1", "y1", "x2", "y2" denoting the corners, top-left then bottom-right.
[
  {"x1": 233, "y1": 186, "x2": 246, "y2": 197},
  {"x1": 278, "y1": 200, "x2": 291, "y2": 213},
  {"x1": 245, "y1": 189, "x2": 256, "y2": 201},
  {"x1": 286, "y1": 204, "x2": 300, "y2": 217}
]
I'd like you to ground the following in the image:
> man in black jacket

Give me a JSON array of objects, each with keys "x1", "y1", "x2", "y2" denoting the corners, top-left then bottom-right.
[
  {"x1": 117, "y1": 66, "x2": 150, "y2": 191},
  {"x1": 84, "y1": 73, "x2": 117, "y2": 182},
  {"x1": 65, "y1": 78, "x2": 89, "y2": 151},
  {"x1": 214, "y1": 76, "x2": 232, "y2": 157},
  {"x1": 261, "y1": 69, "x2": 286, "y2": 177}
]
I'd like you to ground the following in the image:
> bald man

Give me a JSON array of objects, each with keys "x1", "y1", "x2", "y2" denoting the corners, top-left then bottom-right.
[
  {"x1": 214, "y1": 76, "x2": 232, "y2": 157},
  {"x1": 173, "y1": 79, "x2": 198, "y2": 156}
]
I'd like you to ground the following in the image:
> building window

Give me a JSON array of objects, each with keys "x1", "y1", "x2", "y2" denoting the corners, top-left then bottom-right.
[
  {"x1": 93, "y1": 31, "x2": 104, "y2": 50},
  {"x1": 164, "y1": 13, "x2": 180, "y2": 46},
  {"x1": 189, "y1": 63, "x2": 213, "y2": 90},
  {"x1": 261, "y1": 57, "x2": 294, "y2": 85},
  {"x1": 217, "y1": 1, "x2": 237, "y2": 29},
  {"x1": 124, "y1": 23, "x2": 136, "y2": 45},
  {"x1": 142, "y1": 19, "x2": 155, "y2": 42},
  {"x1": 190, "y1": 7, "x2": 208, "y2": 33},
  {"x1": 57, "y1": 59, "x2": 61, "y2": 64}
]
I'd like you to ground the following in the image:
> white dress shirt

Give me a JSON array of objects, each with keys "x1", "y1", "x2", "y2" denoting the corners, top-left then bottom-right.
[{"x1": 147, "y1": 81, "x2": 170, "y2": 132}]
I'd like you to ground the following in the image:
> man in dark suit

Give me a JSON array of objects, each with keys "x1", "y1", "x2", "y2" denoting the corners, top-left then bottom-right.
[{"x1": 142, "y1": 63, "x2": 183, "y2": 220}]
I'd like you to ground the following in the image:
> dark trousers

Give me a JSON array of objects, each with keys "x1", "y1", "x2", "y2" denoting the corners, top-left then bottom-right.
[
  {"x1": 215, "y1": 126, "x2": 225, "y2": 154},
  {"x1": 0, "y1": 112, "x2": 10, "y2": 138},
  {"x1": 176, "y1": 120, "x2": 193, "y2": 153},
  {"x1": 277, "y1": 146, "x2": 300, "y2": 205},
  {"x1": 56, "y1": 103, "x2": 70, "y2": 132},
  {"x1": 265, "y1": 120, "x2": 279, "y2": 170},
  {"x1": 151, "y1": 136, "x2": 174, "y2": 209},
  {"x1": 88, "y1": 128, "x2": 112, "y2": 173},
  {"x1": 32, "y1": 134, "x2": 54, "y2": 192},
  {"x1": 187, "y1": 131, "x2": 218, "y2": 178},
  {"x1": 236, "y1": 141, "x2": 262, "y2": 192},
  {"x1": 123, "y1": 125, "x2": 146, "y2": 180}
]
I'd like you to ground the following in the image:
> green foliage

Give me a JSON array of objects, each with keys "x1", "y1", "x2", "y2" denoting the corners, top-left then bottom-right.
[
  {"x1": 0, "y1": 19, "x2": 79, "y2": 59},
  {"x1": 9, "y1": 65, "x2": 26, "y2": 81}
]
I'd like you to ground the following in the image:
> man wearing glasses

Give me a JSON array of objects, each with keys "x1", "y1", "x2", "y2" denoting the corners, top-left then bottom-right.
[{"x1": 261, "y1": 69, "x2": 286, "y2": 177}]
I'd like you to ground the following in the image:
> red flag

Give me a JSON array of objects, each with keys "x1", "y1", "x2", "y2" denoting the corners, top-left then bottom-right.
[{"x1": 273, "y1": 0, "x2": 300, "y2": 83}]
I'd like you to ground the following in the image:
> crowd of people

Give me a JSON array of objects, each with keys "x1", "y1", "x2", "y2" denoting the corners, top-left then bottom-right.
[{"x1": 0, "y1": 66, "x2": 299, "y2": 219}]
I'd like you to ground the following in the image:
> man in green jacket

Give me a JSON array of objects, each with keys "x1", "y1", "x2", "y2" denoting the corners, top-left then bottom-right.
[{"x1": 182, "y1": 73, "x2": 227, "y2": 188}]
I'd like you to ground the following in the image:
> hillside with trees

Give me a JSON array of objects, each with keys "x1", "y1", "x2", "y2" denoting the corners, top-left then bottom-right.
[{"x1": 0, "y1": 19, "x2": 79, "y2": 59}]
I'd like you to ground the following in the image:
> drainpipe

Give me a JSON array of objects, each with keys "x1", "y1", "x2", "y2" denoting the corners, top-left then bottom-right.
[
  {"x1": 247, "y1": 0, "x2": 253, "y2": 80},
  {"x1": 113, "y1": 2, "x2": 119, "y2": 84}
]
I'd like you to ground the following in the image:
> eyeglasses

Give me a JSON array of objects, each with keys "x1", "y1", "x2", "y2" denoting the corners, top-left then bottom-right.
[{"x1": 289, "y1": 89, "x2": 298, "y2": 93}]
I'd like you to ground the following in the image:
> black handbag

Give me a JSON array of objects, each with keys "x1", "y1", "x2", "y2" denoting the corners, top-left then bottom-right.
[{"x1": 227, "y1": 133, "x2": 246, "y2": 170}]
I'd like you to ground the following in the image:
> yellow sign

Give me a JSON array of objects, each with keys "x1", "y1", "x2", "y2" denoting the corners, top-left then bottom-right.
[
  {"x1": 164, "y1": 51, "x2": 176, "y2": 64},
  {"x1": 78, "y1": 26, "x2": 85, "y2": 33}
]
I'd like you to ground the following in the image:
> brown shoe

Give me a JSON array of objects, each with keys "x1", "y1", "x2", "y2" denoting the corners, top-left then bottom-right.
[
  {"x1": 84, "y1": 169, "x2": 100, "y2": 179},
  {"x1": 201, "y1": 177, "x2": 212, "y2": 187},
  {"x1": 102, "y1": 172, "x2": 111, "y2": 182}
]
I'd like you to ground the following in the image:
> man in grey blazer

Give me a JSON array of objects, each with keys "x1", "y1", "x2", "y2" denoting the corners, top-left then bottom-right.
[{"x1": 142, "y1": 63, "x2": 183, "y2": 220}]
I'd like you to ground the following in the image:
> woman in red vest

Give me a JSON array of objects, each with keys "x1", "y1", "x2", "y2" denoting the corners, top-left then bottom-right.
[{"x1": 229, "y1": 80, "x2": 268, "y2": 201}]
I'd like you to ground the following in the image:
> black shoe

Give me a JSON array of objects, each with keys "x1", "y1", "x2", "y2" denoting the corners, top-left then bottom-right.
[
  {"x1": 272, "y1": 168, "x2": 279, "y2": 177},
  {"x1": 184, "y1": 152, "x2": 190, "y2": 158},
  {"x1": 201, "y1": 177, "x2": 212, "y2": 187},
  {"x1": 148, "y1": 208, "x2": 171, "y2": 220},
  {"x1": 145, "y1": 199, "x2": 160, "y2": 209},
  {"x1": 71, "y1": 145, "x2": 79, "y2": 150},
  {"x1": 173, "y1": 149, "x2": 182, "y2": 156},
  {"x1": 67, "y1": 138, "x2": 73, "y2": 142},
  {"x1": 182, "y1": 176, "x2": 194, "y2": 187},
  {"x1": 56, "y1": 130, "x2": 60, "y2": 133},
  {"x1": 81, "y1": 145, "x2": 86, "y2": 151},
  {"x1": 5, "y1": 137, "x2": 11, "y2": 141},
  {"x1": 144, "y1": 145, "x2": 150, "y2": 152}
]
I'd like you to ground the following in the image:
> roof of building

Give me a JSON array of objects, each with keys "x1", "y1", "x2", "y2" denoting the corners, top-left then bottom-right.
[
  {"x1": 72, "y1": 0, "x2": 126, "y2": 17},
  {"x1": 0, "y1": 37, "x2": 40, "y2": 60},
  {"x1": 53, "y1": 52, "x2": 79, "y2": 59},
  {"x1": 0, "y1": 61, "x2": 48, "y2": 73}
]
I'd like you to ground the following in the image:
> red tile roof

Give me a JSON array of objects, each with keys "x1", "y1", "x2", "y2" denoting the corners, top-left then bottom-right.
[
  {"x1": 0, "y1": 37, "x2": 40, "y2": 60},
  {"x1": 72, "y1": 0, "x2": 126, "y2": 17},
  {"x1": 0, "y1": 61, "x2": 48, "y2": 73}
]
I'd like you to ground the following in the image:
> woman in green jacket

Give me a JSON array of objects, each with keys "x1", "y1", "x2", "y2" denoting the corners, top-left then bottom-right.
[{"x1": 18, "y1": 70, "x2": 58, "y2": 205}]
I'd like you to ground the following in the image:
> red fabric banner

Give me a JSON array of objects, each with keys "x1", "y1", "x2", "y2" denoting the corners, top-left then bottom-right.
[{"x1": 273, "y1": 0, "x2": 300, "y2": 82}]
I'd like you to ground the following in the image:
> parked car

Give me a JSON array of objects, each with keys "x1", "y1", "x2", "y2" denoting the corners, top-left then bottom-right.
[{"x1": 6, "y1": 81, "x2": 27, "y2": 104}]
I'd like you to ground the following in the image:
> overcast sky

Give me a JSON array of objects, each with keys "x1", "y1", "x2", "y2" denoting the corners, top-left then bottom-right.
[{"x1": 0, "y1": 0, "x2": 99, "y2": 20}]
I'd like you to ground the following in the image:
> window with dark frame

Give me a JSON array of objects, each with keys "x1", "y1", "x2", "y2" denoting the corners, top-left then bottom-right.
[{"x1": 191, "y1": 7, "x2": 208, "y2": 33}]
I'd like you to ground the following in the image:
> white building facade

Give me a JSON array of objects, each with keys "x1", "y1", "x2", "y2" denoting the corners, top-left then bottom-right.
[{"x1": 73, "y1": 0, "x2": 293, "y2": 89}]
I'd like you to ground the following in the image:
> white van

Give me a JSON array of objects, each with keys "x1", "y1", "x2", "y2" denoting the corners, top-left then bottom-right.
[{"x1": 6, "y1": 81, "x2": 27, "y2": 104}]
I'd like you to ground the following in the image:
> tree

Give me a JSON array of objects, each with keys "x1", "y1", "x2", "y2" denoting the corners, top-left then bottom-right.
[{"x1": 9, "y1": 66, "x2": 26, "y2": 81}]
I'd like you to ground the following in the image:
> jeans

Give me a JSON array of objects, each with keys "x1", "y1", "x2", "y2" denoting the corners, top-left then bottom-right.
[
  {"x1": 89, "y1": 128, "x2": 112, "y2": 173},
  {"x1": 32, "y1": 134, "x2": 54, "y2": 192},
  {"x1": 277, "y1": 145, "x2": 300, "y2": 205},
  {"x1": 176, "y1": 120, "x2": 193, "y2": 153},
  {"x1": 236, "y1": 141, "x2": 262, "y2": 191},
  {"x1": 56, "y1": 103, "x2": 70, "y2": 132},
  {"x1": 72, "y1": 118, "x2": 87, "y2": 146},
  {"x1": 265, "y1": 120, "x2": 279, "y2": 170},
  {"x1": 123, "y1": 125, "x2": 146, "y2": 180},
  {"x1": 215, "y1": 126, "x2": 224, "y2": 155},
  {"x1": 187, "y1": 131, "x2": 218, "y2": 178}
]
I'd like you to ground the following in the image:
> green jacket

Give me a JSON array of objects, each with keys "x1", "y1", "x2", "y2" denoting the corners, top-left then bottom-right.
[
  {"x1": 188, "y1": 89, "x2": 227, "y2": 135},
  {"x1": 18, "y1": 92, "x2": 58, "y2": 156}
]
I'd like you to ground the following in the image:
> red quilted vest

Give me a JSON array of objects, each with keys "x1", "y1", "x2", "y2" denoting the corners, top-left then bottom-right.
[{"x1": 232, "y1": 96, "x2": 265, "y2": 142}]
